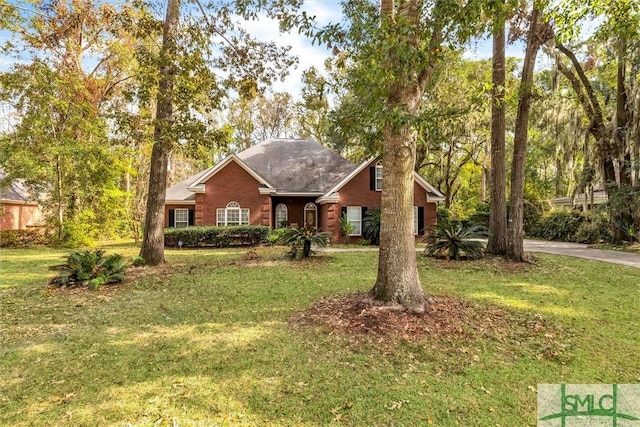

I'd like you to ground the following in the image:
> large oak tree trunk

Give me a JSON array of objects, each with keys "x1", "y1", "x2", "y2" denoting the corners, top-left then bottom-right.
[
  {"x1": 487, "y1": 5, "x2": 508, "y2": 255},
  {"x1": 508, "y1": 6, "x2": 543, "y2": 261},
  {"x1": 139, "y1": 0, "x2": 180, "y2": 266},
  {"x1": 371, "y1": 121, "x2": 426, "y2": 312},
  {"x1": 370, "y1": 0, "x2": 427, "y2": 312}
]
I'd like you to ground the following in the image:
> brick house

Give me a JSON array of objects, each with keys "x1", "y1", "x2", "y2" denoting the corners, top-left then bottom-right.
[
  {"x1": 164, "y1": 139, "x2": 444, "y2": 243},
  {"x1": 0, "y1": 169, "x2": 42, "y2": 230}
]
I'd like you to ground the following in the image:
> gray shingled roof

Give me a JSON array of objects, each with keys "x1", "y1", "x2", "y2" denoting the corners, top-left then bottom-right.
[
  {"x1": 237, "y1": 139, "x2": 356, "y2": 193},
  {"x1": 166, "y1": 139, "x2": 358, "y2": 202},
  {"x1": 0, "y1": 169, "x2": 32, "y2": 202},
  {"x1": 165, "y1": 168, "x2": 211, "y2": 201}
]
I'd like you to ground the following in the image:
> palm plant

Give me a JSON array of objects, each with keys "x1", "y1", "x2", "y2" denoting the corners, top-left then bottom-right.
[
  {"x1": 339, "y1": 213, "x2": 354, "y2": 244},
  {"x1": 363, "y1": 207, "x2": 381, "y2": 245},
  {"x1": 423, "y1": 223, "x2": 489, "y2": 260},
  {"x1": 49, "y1": 249, "x2": 126, "y2": 290},
  {"x1": 283, "y1": 227, "x2": 332, "y2": 258}
]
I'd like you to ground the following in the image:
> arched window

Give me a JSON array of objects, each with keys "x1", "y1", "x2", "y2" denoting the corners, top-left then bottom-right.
[
  {"x1": 216, "y1": 201, "x2": 249, "y2": 226},
  {"x1": 375, "y1": 161, "x2": 383, "y2": 191},
  {"x1": 275, "y1": 204, "x2": 288, "y2": 228},
  {"x1": 304, "y1": 203, "x2": 317, "y2": 228}
]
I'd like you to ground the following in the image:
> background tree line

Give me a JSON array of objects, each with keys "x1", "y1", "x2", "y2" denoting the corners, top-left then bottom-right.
[{"x1": 1, "y1": 0, "x2": 638, "y2": 254}]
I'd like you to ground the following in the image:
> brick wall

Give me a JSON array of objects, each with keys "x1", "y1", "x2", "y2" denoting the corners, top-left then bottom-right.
[
  {"x1": 0, "y1": 203, "x2": 41, "y2": 230},
  {"x1": 326, "y1": 160, "x2": 438, "y2": 243},
  {"x1": 196, "y1": 160, "x2": 271, "y2": 226}
]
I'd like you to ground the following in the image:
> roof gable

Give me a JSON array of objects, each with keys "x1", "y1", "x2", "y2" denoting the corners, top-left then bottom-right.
[
  {"x1": 318, "y1": 157, "x2": 445, "y2": 202},
  {"x1": 188, "y1": 155, "x2": 273, "y2": 192}
]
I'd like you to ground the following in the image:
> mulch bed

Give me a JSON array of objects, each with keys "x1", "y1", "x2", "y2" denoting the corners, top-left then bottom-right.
[{"x1": 289, "y1": 292, "x2": 564, "y2": 353}]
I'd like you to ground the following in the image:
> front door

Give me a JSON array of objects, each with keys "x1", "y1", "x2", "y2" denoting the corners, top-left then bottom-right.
[{"x1": 304, "y1": 203, "x2": 317, "y2": 228}]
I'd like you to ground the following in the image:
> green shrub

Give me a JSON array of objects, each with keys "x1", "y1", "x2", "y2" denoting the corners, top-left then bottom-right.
[
  {"x1": 130, "y1": 255, "x2": 146, "y2": 267},
  {"x1": 283, "y1": 227, "x2": 332, "y2": 259},
  {"x1": 59, "y1": 213, "x2": 98, "y2": 247},
  {"x1": 49, "y1": 249, "x2": 126, "y2": 290},
  {"x1": 468, "y1": 202, "x2": 490, "y2": 226},
  {"x1": 362, "y1": 207, "x2": 381, "y2": 245},
  {"x1": 535, "y1": 209, "x2": 583, "y2": 241},
  {"x1": 0, "y1": 229, "x2": 50, "y2": 248},
  {"x1": 164, "y1": 226, "x2": 269, "y2": 248},
  {"x1": 339, "y1": 213, "x2": 354, "y2": 244},
  {"x1": 436, "y1": 206, "x2": 452, "y2": 228},
  {"x1": 266, "y1": 228, "x2": 289, "y2": 245},
  {"x1": 523, "y1": 199, "x2": 544, "y2": 237},
  {"x1": 423, "y1": 223, "x2": 489, "y2": 260},
  {"x1": 574, "y1": 211, "x2": 611, "y2": 244}
]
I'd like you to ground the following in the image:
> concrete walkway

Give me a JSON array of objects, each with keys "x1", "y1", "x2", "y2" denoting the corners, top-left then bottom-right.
[{"x1": 321, "y1": 240, "x2": 640, "y2": 269}]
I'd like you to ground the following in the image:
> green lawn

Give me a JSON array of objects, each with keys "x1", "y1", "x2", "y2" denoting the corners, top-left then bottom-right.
[{"x1": 1, "y1": 244, "x2": 639, "y2": 426}]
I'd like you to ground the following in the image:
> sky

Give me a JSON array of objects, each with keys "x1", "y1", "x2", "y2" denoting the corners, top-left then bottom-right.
[{"x1": 250, "y1": 1, "x2": 534, "y2": 97}]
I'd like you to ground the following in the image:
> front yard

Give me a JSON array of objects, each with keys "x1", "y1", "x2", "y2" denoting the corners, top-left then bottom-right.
[{"x1": 1, "y1": 244, "x2": 638, "y2": 426}]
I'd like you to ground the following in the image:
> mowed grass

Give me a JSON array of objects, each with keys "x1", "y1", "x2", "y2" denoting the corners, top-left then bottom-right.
[{"x1": 1, "y1": 243, "x2": 639, "y2": 426}]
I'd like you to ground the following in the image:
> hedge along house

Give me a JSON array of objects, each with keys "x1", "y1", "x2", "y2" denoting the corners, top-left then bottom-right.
[
  {"x1": 0, "y1": 169, "x2": 42, "y2": 230},
  {"x1": 164, "y1": 139, "x2": 444, "y2": 243}
]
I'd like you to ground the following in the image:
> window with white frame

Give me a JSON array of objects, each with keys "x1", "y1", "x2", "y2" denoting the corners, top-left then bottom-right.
[
  {"x1": 375, "y1": 161, "x2": 383, "y2": 191},
  {"x1": 414, "y1": 206, "x2": 419, "y2": 235},
  {"x1": 217, "y1": 201, "x2": 250, "y2": 226},
  {"x1": 174, "y1": 208, "x2": 189, "y2": 228},
  {"x1": 347, "y1": 206, "x2": 362, "y2": 236},
  {"x1": 275, "y1": 204, "x2": 288, "y2": 228}
]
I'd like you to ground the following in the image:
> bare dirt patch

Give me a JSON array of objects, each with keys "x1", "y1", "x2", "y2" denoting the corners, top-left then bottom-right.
[{"x1": 289, "y1": 292, "x2": 568, "y2": 360}]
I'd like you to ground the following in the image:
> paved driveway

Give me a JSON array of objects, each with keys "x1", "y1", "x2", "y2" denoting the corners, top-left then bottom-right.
[
  {"x1": 322, "y1": 240, "x2": 640, "y2": 269},
  {"x1": 524, "y1": 240, "x2": 640, "y2": 268}
]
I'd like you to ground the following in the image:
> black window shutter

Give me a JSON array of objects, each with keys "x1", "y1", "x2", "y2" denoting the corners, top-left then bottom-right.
[
  {"x1": 168, "y1": 209, "x2": 175, "y2": 228},
  {"x1": 188, "y1": 209, "x2": 195, "y2": 226},
  {"x1": 361, "y1": 206, "x2": 368, "y2": 220},
  {"x1": 340, "y1": 206, "x2": 347, "y2": 219},
  {"x1": 369, "y1": 166, "x2": 376, "y2": 190},
  {"x1": 418, "y1": 206, "x2": 425, "y2": 235}
]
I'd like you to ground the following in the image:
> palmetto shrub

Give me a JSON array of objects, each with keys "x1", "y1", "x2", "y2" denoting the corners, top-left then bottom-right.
[
  {"x1": 363, "y1": 207, "x2": 381, "y2": 245},
  {"x1": 423, "y1": 223, "x2": 489, "y2": 260},
  {"x1": 283, "y1": 227, "x2": 332, "y2": 259},
  {"x1": 49, "y1": 249, "x2": 126, "y2": 290}
]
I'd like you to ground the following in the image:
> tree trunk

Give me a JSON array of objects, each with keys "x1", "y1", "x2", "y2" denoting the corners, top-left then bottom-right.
[
  {"x1": 56, "y1": 154, "x2": 63, "y2": 243},
  {"x1": 303, "y1": 239, "x2": 311, "y2": 258},
  {"x1": 139, "y1": 0, "x2": 180, "y2": 266},
  {"x1": 370, "y1": 0, "x2": 427, "y2": 312},
  {"x1": 616, "y1": 38, "x2": 631, "y2": 186},
  {"x1": 507, "y1": 6, "x2": 543, "y2": 261},
  {"x1": 487, "y1": 5, "x2": 508, "y2": 255},
  {"x1": 371, "y1": 121, "x2": 426, "y2": 312}
]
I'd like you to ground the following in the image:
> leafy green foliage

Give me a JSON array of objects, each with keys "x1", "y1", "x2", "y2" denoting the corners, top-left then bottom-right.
[
  {"x1": 574, "y1": 210, "x2": 611, "y2": 243},
  {"x1": 49, "y1": 250, "x2": 126, "y2": 289},
  {"x1": 534, "y1": 209, "x2": 584, "y2": 241},
  {"x1": 164, "y1": 226, "x2": 269, "y2": 248},
  {"x1": 339, "y1": 213, "x2": 354, "y2": 244},
  {"x1": 266, "y1": 228, "x2": 290, "y2": 246},
  {"x1": 362, "y1": 207, "x2": 381, "y2": 246},
  {"x1": 0, "y1": 229, "x2": 50, "y2": 248},
  {"x1": 282, "y1": 227, "x2": 332, "y2": 259},
  {"x1": 423, "y1": 224, "x2": 489, "y2": 260},
  {"x1": 436, "y1": 206, "x2": 452, "y2": 228},
  {"x1": 130, "y1": 256, "x2": 146, "y2": 267}
]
